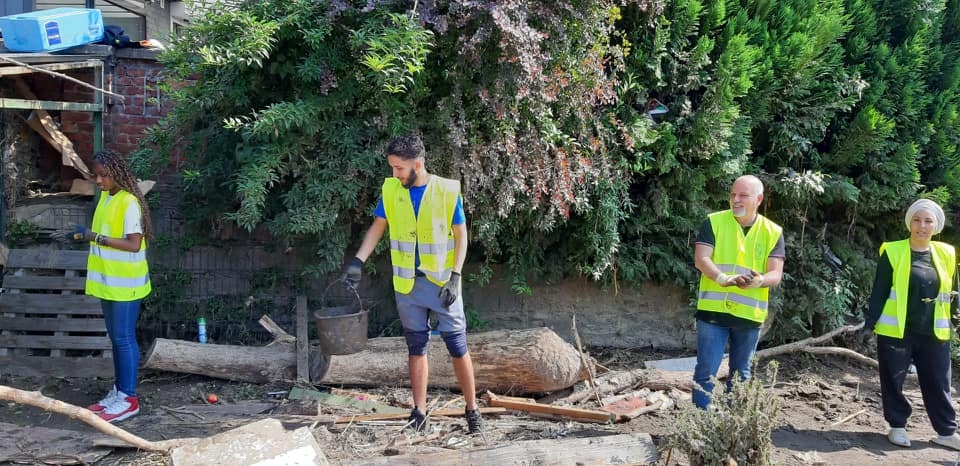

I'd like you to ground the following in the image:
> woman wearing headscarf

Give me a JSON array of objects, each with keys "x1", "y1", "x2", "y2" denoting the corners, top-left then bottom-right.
[{"x1": 864, "y1": 199, "x2": 960, "y2": 449}]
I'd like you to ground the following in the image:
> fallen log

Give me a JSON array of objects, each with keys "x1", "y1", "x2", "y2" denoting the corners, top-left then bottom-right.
[
  {"x1": 317, "y1": 327, "x2": 589, "y2": 393},
  {"x1": 801, "y1": 346, "x2": 878, "y2": 367},
  {"x1": 143, "y1": 338, "x2": 297, "y2": 384},
  {"x1": 755, "y1": 323, "x2": 862, "y2": 360},
  {"x1": 143, "y1": 315, "x2": 302, "y2": 384},
  {"x1": 545, "y1": 324, "x2": 874, "y2": 398},
  {"x1": 145, "y1": 327, "x2": 591, "y2": 394}
]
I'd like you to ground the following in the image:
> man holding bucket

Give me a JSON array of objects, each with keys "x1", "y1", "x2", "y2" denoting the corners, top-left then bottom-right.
[{"x1": 343, "y1": 133, "x2": 482, "y2": 435}]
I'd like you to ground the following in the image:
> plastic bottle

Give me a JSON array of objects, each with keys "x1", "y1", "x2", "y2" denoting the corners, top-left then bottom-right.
[{"x1": 198, "y1": 317, "x2": 208, "y2": 343}]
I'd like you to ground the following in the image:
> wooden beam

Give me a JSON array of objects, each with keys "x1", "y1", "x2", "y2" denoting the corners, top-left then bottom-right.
[
  {"x1": 0, "y1": 60, "x2": 104, "y2": 77},
  {"x1": 2, "y1": 275, "x2": 86, "y2": 291},
  {"x1": 296, "y1": 295, "x2": 309, "y2": 383},
  {"x1": 12, "y1": 77, "x2": 93, "y2": 178},
  {"x1": 5, "y1": 248, "x2": 89, "y2": 270},
  {"x1": 0, "y1": 334, "x2": 111, "y2": 350},
  {"x1": 0, "y1": 98, "x2": 103, "y2": 112},
  {"x1": 0, "y1": 356, "x2": 112, "y2": 377},
  {"x1": 484, "y1": 391, "x2": 615, "y2": 424},
  {"x1": 0, "y1": 294, "x2": 101, "y2": 315},
  {"x1": 0, "y1": 316, "x2": 106, "y2": 332}
]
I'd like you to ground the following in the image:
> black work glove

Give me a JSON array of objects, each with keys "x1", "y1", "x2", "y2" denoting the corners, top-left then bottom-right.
[
  {"x1": 342, "y1": 257, "x2": 363, "y2": 291},
  {"x1": 439, "y1": 272, "x2": 461, "y2": 307},
  {"x1": 52, "y1": 223, "x2": 95, "y2": 242}
]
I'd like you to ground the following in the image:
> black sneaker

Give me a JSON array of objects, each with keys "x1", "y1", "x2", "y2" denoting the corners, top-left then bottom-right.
[
  {"x1": 407, "y1": 408, "x2": 429, "y2": 433},
  {"x1": 465, "y1": 408, "x2": 483, "y2": 434}
]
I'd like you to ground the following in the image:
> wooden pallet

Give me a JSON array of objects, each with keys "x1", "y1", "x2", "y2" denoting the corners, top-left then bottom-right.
[{"x1": 0, "y1": 248, "x2": 112, "y2": 377}]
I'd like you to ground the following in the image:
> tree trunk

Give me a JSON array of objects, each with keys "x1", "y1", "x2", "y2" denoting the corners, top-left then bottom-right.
[
  {"x1": 143, "y1": 339, "x2": 297, "y2": 384},
  {"x1": 144, "y1": 327, "x2": 589, "y2": 394},
  {"x1": 314, "y1": 327, "x2": 587, "y2": 394}
]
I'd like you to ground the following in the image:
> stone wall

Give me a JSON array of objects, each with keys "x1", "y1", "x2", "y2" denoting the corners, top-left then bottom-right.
[
  {"x1": 462, "y1": 269, "x2": 696, "y2": 350},
  {"x1": 351, "y1": 262, "x2": 697, "y2": 350}
]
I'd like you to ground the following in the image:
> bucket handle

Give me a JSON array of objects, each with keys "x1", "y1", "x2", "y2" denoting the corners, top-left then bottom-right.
[{"x1": 322, "y1": 278, "x2": 363, "y2": 311}]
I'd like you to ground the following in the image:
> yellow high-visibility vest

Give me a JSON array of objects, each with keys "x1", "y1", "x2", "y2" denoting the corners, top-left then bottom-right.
[
  {"x1": 382, "y1": 176, "x2": 459, "y2": 294},
  {"x1": 875, "y1": 239, "x2": 954, "y2": 340},
  {"x1": 85, "y1": 191, "x2": 151, "y2": 301},
  {"x1": 696, "y1": 210, "x2": 782, "y2": 323}
]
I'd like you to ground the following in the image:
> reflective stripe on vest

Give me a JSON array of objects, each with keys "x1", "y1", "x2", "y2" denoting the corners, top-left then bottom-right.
[
  {"x1": 382, "y1": 176, "x2": 459, "y2": 294},
  {"x1": 696, "y1": 210, "x2": 783, "y2": 323},
  {"x1": 875, "y1": 239, "x2": 955, "y2": 341},
  {"x1": 85, "y1": 190, "x2": 151, "y2": 301},
  {"x1": 697, "y1": 290, "x2": 769, "y2": 311}
]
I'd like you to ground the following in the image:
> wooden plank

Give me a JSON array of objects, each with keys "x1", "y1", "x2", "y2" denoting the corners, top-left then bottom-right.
[
  {"x1": 485, "y1": 391, "x2": 615, "y2": 423},
  {"x1": 0, "y1": 294, "x2": 101, "y2": 314},
  {"x1": 357, "y1": 433, "x2": 659, "y2": 465},
  {"x1": 0, "y1": 269, "x2": 24, "y2": 357},
  {"x1": 0, "y1": 334, "x2": 111, "y2": 350},
  {"x1": 0, "y1": 316, "x2": 106, "y2": 333},
  {"x1": 2, "y1": 275, "x2": 86, "y2": 291},
  {"x1": 51, "y1": 269, "x2": 78, "y2": 357},
  {"x1": 296, "y1": 295, "x2": 309, "y2": 383},
  {"x1": 0, "y1": 356, "x2": 112, "y2": 377},
  {"x1": 5, "y1": 248, "x2": 89, "y2": 270},
  {"x1": 12, "y1": 78, "x2": 93, "y2": 178}
]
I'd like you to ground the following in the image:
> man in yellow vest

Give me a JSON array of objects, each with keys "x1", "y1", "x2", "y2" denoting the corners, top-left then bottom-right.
[
  {"x1": 343, "y1": 134, "x2": 482, "y2": 435},
  {"x1": 863, "y1": 199, "x2": 960, "y2": 450},
  {"x1": 692, "y1": 175, "x2": 784, "y2": 409}
]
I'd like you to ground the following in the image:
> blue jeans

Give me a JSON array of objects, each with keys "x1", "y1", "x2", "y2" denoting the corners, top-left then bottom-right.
[
  {"x1": 692, "y1": 319, "x2": 761, "y2": 409},
  {"x1": 102, "y1": 299, "x2": 141, "y2": 397}
]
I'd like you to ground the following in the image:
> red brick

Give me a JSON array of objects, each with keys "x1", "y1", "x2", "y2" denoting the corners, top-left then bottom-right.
[
  {"x1": 68, "y1": 132, "x2": 93, "y2": 144},
  {"x1": 124, "y1": 67, "x2": 147, "y2": 78},
  {"x1": 116, "y1": 76, "x2": 142, "y2": 87},
  {"x1": 62, "y1": 112, "x2": 93, "y2": 123},
  {"x1": 117, "y1": 85, "x2": 145, "y2": 96}
]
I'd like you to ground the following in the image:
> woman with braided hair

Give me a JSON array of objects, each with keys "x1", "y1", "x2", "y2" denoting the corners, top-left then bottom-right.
[{"x1": 72, "y1": 149, "x2": 153, "y2": 423}]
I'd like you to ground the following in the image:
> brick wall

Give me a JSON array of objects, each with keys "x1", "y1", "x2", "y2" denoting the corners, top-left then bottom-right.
[
  {"x1": 24, "y1": 48, "x2": 168, "y2": 190},
  {"x1": 105, "y1": 50, "x2": 166, "y2": 156}
]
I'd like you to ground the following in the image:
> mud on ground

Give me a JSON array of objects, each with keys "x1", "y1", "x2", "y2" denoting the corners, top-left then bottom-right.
[{"x1": 2, "y1": 348, "x2": 960, "y2": 465}]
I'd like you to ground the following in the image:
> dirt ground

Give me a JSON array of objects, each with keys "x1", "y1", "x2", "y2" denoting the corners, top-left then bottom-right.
[{"x1": 3, "y1": 346, "x2": 960, "y2": 465}]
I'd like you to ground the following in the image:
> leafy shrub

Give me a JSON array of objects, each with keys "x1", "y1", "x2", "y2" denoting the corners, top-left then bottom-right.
[{"x1": 668, "y1": 361, "x2": 781, "y2": 465}]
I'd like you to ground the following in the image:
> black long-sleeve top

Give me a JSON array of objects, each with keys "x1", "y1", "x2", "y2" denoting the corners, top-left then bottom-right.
[{"x1": 865, "y1": 250, "x2": 958, "y2": 336}]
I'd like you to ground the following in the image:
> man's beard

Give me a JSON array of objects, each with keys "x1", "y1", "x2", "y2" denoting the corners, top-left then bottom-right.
[
  {"x1": 732, "y1": 206, "x2": 747, "y2": 217},
  {"x1": 401, "y1": 169, "x2": 418, "y2": 189}
]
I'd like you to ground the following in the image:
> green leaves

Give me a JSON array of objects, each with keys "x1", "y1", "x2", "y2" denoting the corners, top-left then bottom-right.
[
  {"x1": 133, "y1": 0, "x2": 960, "y2": 345},
  {"x1": 352, "y1": 12, "x2": 434, "y2": 94}
]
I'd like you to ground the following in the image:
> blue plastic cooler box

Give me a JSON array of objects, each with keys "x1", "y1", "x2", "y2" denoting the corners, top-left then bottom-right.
[{"x1": 0, "y1": 8, "x2": 104, "y2": 52}]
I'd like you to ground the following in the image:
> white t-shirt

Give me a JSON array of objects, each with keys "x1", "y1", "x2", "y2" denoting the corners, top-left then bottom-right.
[{"x1": 100, "y1": 193, "x2": 143, "y2": 236}]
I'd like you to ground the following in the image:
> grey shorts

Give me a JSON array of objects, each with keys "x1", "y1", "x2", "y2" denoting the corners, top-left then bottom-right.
[{"x1": 396, "y1": 276, "x2": 466, "y2": 333}]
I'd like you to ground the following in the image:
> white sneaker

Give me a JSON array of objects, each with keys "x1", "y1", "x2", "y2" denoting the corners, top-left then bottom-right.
[
  {"x1": 887, "y1": 427, "x2": 911, "y2": 447},
  {"x1": 87, "y1": 386, "x2": 119, "y2": 413},
  {"x1": 932, "y1": 433, "x2": 960, "y2": 450},
  {"x1": 97, "y1": 395, "x2": 140, "y2": 423}
]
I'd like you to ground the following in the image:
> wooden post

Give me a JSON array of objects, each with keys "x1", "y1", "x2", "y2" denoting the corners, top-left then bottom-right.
[{"x1": 296, "y1": 295, "x2": 309, "y2": 383}]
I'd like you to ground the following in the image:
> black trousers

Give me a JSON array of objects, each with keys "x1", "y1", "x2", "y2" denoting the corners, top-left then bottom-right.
[{"x1": 878, "y1": 333, "x2": 957, "y2": 436}]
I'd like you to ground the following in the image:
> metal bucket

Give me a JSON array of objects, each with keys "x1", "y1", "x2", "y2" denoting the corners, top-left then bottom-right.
[{"x1": 313, "y1": 283, "x2": 368, "y2": 355}]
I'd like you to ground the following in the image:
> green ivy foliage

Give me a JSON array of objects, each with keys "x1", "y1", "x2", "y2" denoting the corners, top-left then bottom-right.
[
  {"x1": 132, "y1": 0, "x2": 960, "y2": 343},
  {"x1": 135, "y1": 0, "x2": 639, "y2": 285}
]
